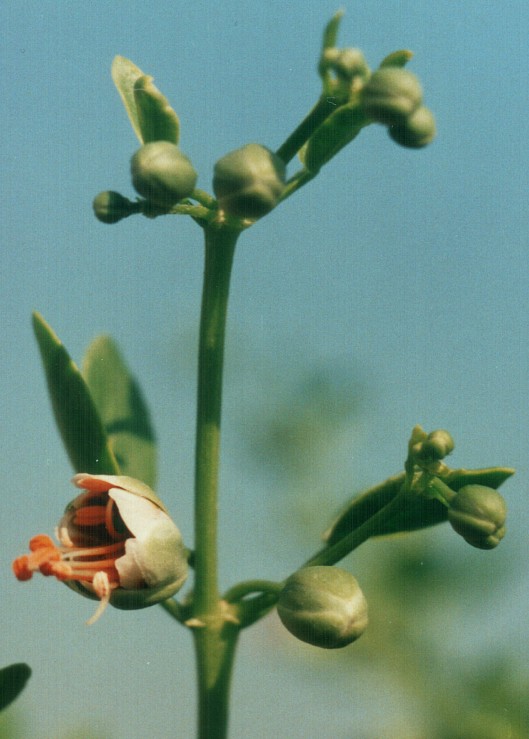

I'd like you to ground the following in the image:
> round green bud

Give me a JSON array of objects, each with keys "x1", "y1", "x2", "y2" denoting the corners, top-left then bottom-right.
[
  {"x1": 213, "y1": 143, "x2": 286, "y2": 219},
  {"x1": 361, "y1": 67, "x2": 423, "y2": 125},
  {"x1": 416, "y1": 429, "x2": 455, "y2": 463},
  {"x1": 388, "y1": 106, "x2": 436, "y2": 148},
  {"x1": 92, "y1": 191, "x2": 134, "y2": 224},
  {"x1": 448, "y1": 485, "x2": 507, "y2": 550},
  {"x1": 277, "y1": 566, "x2": 368, "y2": 649},
  {"x1": 131, "y1": 141, "x2": 197, "y2": 208},
  {"x1": 334, "y1": 49, "x2": 369, "y2": 80}
]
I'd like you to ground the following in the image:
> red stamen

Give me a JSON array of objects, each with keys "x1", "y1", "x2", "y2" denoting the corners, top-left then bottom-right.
[{"x1": 74, "y1": 505, "x2": 108, "y2": 527}]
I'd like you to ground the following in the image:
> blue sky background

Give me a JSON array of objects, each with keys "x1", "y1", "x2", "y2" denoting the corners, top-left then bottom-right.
[{"x1": 1, "y1": 1, "x2": 528, "y2": 737}]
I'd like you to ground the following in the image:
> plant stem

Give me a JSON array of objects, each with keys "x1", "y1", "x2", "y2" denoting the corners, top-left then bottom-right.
[
  {"x1": 275, "y1": 96, "x2": 339, "y2": 164},
  {"x1": 191, "y1": 223, "x2": 240, "y2": 739}
]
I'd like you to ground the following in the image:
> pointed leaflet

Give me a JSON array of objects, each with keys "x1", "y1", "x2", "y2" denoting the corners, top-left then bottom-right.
[
  {"x1": 379, "y1": 50, "x2": 413, "y2": 69},
  {"x1": 0, "y1": 664, "x2": 31, "y2": 712},
  {"x1": 111, "y1": 56, "x2": 180, "y2": 145},
  {"x1": 32, "y1": 313, "x2": 119, "y2": 475},
  {"x1": 82, "y1": 336, "x2": 157, "y2": 489}
]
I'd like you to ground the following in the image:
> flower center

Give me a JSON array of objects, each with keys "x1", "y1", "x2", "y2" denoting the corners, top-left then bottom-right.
[{"x1": 12, "y1": 491, "x2": 132, "y2": 624}]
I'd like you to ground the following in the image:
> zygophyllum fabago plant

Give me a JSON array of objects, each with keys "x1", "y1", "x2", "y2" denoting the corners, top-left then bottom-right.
[{"x1": 11, "y1": 12, "x2": 514, "y2": 738}]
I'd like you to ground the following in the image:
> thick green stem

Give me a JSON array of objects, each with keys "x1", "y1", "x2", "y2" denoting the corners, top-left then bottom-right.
[{"x1": 192, "y1": 223, "x2": 240, "y2": 739}]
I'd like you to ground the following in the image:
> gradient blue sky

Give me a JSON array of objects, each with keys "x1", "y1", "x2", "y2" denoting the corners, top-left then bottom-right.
[{"x1": 1, "y1": 2, "x2": 528, "y2": 737}]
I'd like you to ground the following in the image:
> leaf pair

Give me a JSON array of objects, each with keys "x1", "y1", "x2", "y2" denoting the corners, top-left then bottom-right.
[{"x1": 32, "y1": 312, "x2": 156, "y2": 487}]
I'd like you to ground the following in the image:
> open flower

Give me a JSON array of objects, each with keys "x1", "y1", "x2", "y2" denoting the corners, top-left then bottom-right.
[{"x1": 12, "y1": 474, "x2": 188, "y2": 624}]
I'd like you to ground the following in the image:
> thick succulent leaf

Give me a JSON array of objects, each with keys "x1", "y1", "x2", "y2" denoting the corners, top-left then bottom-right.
[
  {"x1": 324, "y1": 466, "x2": 515, "y2": 545},
  {"x1": 134, "y1": 75, "x2": 180, "y2": 145},
  {"x1": 82, "y1": 336, "x2": 157, "y2": 488},
  {"x1": 111, "y1": 57, "x2": 180, "y2": 145},
  {"x1": 379, "y1": 50, "x2": 413, "y2": 68},
  {"x1": 111, "y1": 56, "x2": 145, "y2": 142},
  {"x1": 32, "y1": 313, "x2": 119, "y2": 475},
  {"x1": 0, "y1": 663, "x2": 31, "y2": 712},
  {"x1": 301, "y1": 103, "x2": 367, "y2": 173}
]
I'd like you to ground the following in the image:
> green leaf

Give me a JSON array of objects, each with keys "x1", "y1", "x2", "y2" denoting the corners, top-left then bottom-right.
[
  {"x1": 111, "y1": 57, "x2": 180, "y2": 145},
  {"x1": 301, "y1": 103, "x2": 368, "y2": 173},
  {"x1": 322, "y1": 10, "x2": 344, "y2": 51},
  {"x1": 82, "y1": 336, "x2": 157, "y2": 488},
  {"x1": 134, "y1": 75, "x2": 180, "y2": 145},
  {"x1": 0, "y1": 663, "x2": 31, "y2": 712},
  {"x1": 111, "y1": 56, "x2": 145, "y2": 143},
  {"x1": 379, "y1": 50, "x2": 414, "y2": 68},
  {"x1": 323, "y1": 466, "x2": 515, "y2": 545},
  {"x1": 32, "y1": 312, "x2": 119, "y2": 475}
]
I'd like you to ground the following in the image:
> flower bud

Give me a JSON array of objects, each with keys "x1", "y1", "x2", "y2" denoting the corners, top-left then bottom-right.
[
  {"x1": 131, "y1": 141, "x2": 197, "y2": 208},
  {"x1": 388, "y1": 106, "x2": 436, "y2": 148},
  {"x1": 415, "y1": 429, "x2": 455, "y2": 463},
  {"x1": 213, "y1": 143, "x2": 286, "y2": 219},
  {"x1": 93, "y1": 191, "x2": 135, "y2": 224},
  {"x1": 448, "y1": 485, "x2": 507, "y2": 549},
  {"x1": 277, "y1": 566, "x2": 368, "y2": 649},
  {"x1": 320, "y1": 48, "x2": 369, "y2": 82},
  {"x1": 13, "y1": 474, "x2": 188, "y2": 624},
  {"x1": 361, "y1": 67, "x2": 423, "y2": 125}
]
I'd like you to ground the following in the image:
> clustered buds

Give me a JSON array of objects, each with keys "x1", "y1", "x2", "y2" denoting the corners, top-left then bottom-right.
[
  {"x1": 277, "y1": 566, "x2": 368, "y2": 649},
  {"x1": 213, "y1": 143, "x2": 286, "y2": 220},
  {"x1": 131, "y1": 141, "x2": 197, "y2": 208},
  {"x1": 414, "y1": 429, "x2": 455, "y2": 465},
  {"x1": 360, "y1": 67, "x2": 436, "y2": 148},
  {"x1": 319, "y1": 47, "x2": 369, "y2": 83},
  {"x1": 448, "y1": 485, "x2": 507, "y2": 550}
]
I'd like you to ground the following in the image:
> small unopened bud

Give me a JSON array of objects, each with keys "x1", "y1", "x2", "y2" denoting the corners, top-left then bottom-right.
[
  {"x1": 389, "y1": 106, "x2": 436, "y2": 148},
  {"x1": 277, "y1": 566, "x2": 368, "y2": 649},
  {"x1": 213, "y1": 143, "x2": 286, "y2": 219},
  {"x1": 320, "y1": 48, "x2": 369, "y2": 82},
  {"x1": 416, "y1": 429, "x2": 455, "y2": 463},
  {"x1": 361, "y1": 67, "x2": 423, "y2": 125},
  {"x1": 131, "y1": 141, "x2": 197, "y2": 208},
  {"x1": 448, "y1": 485, "x2": 507, "y2": 549},
  {"x1": 93, "y1": 191, "x2": 134, "y2": 224}
]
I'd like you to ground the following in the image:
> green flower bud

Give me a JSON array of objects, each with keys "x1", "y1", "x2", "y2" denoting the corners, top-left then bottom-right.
[
  {"x1": 277, "y1": 566, "x2": 368, "y2": 649},
  {"x1": 93, "y1": 191, "x2": 135, "y2": 224},
  {"x1": 213, "y1": 143, "x2": 286, "y2": 219},
  {"x1": 361, "y1": 67, "x2": 423, "y2": 125},
  {"x1": 448, "y1": 485, "x2": 507, "y2": 549},
  {"x1": 319, "y1": 48, "x2": 369, "y2": 82},
  {"x1": 131, "y1": 141, "x2": 197, "y2": 208},
  {"x1": 388, "y1": 106, "x2": 436, "y2": 148},
  {"x1": 415, "y1": 429, "x2": 455, "y2": 463}
]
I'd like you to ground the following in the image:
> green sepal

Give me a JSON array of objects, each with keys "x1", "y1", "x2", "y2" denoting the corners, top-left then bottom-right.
[
  {"x1": 82, "y1": 336, "x2": 157, "y2": 488},
  {"x1": 379, "y1": 50, "x2": 414, "y2": 68},
  {"x1": 111, "y1": 57, "x2": 180, "y2": 145},
  {"x1": 0, "y1": 663, "x2": 31, "y2": 712},
  {"x1": 32, "y1": 312, "x2": 119, "y2": 475},
  {"x1": 300, "y1": 103, "x2": 368, "y2": 173},
  {"x1": 323, "y1": 466, "x2": 515, "y2": 545}
]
